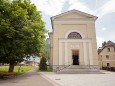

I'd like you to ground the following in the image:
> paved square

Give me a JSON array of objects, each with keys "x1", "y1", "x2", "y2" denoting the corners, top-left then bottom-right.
[{"x1": 40, "y1": 70, "x2": 115, "y2": 86}]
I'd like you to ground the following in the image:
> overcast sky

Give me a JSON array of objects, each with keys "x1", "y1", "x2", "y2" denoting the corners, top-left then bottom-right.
[{"x1": 31, "y1": 0, "x2": 115, "y2": 47}]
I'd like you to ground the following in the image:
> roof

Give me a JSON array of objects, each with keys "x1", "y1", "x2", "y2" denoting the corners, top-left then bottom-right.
[
  {"x1": 104, "y1": 41, "x2": 115, "y2": 46},
  {"x1": 98, "y1": 40, "x2": 115, "y2": 54},
  {"x1": 51, "y1": 9, "x2": 98, "y2": 30},
  {"x1": 51, "y1": 9, "x2": 98, "y2": 20}
]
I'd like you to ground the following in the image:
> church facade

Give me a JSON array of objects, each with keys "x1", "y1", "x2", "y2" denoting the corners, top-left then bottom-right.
[{"x1": 49, "y1": 10, "x2": 98, "y2": 71}]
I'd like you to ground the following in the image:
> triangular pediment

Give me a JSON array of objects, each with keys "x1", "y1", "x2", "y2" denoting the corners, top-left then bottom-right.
[{"x1": 51, "y1": 10, "x2": 97, "y2": 20}]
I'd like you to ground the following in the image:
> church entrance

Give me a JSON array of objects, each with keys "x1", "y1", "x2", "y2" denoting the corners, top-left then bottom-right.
[{"x1": 72, "y1": 50, "x2": 79, "y2": 65}]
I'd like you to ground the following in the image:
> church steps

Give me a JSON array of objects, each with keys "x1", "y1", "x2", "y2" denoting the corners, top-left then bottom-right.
[
  {"x1": 56, "y1": 71, "x2": 102, "y2": 74},
  {"x1": 67, "y1": 65, "x2": 99, "y2": 69},
  {"x1": 56, "y1": 65, "x2": 101, "y2": 74}
]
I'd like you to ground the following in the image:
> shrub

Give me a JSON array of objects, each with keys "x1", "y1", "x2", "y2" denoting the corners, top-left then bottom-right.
[{"x1": 39, "y1": 57, "x2": 47, "y2": 70}]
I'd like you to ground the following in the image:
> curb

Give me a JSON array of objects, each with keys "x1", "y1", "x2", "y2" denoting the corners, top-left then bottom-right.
[{"x1": 39, "y1": 72, "x2": 61, "y2": 86}]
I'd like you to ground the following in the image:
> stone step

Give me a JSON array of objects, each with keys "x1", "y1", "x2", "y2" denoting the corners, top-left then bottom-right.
[
  {"x1": 62, "y1": 69, "x2": 99, "y2": 71},
  {"x1": 56, "y1": 65, "x2": 101, "y2": 74},
  {"x1": 56, "y1": 69, "x2": 101, "y2": 74},
  {"x1": 57, "y1": 71, "x2": 102, "y2": 74},
  {"x1": 68, "y1": 65, "x2": 99, "y2": 69},
  {"x1": 57, "y1": 69, "x2": 99, "y2": 73}
]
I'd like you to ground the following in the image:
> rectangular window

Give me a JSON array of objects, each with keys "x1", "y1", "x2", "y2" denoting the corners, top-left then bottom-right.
[
  {"x1": 107, "y1": 48, "x2": 110, "y2": 52},
  {"x1": 106, "y1": 55, "x2": 109, "y2": 59}
]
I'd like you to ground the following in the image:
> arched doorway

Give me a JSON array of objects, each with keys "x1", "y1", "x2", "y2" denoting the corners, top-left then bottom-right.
[{"x1": 67, "y1": 32, "x2": 81, "y2": 65}]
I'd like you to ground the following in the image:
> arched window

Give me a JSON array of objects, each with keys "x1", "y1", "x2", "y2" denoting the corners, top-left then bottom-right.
[{"x1": 68, "y1": 32, "x2": 82, "y2": 39}]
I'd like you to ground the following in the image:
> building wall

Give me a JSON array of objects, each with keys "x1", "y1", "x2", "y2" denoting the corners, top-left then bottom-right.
[
  {"x1": 52, "y1": 24, "x2": 98, "y2": 65},
  {"x1": 67, "y1": 42, "x2": 84, "y2": 65},
  {"x1": 49, "y1": 33, "x2": 53, "y2": 65},
  {"x1": 50, "y1": 11, "x2": 98, "y2": 68},
  {"x1": 99, "y1": 46, "x2": 115, "y2": 68}
]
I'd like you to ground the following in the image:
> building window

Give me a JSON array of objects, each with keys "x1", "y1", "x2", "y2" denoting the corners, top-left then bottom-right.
[
  {"x1": 107, "y1": 63, "x2": 110, "y2": 67},
  {"x1": 106, "y1": 55, "x2": 109, "y2": 59},
  {"x1": 68, "y1": 32, "x2": 82, "y2": 39},
  {"x1": 107, "y1": 48, "x2": 110, "y2": 52}
]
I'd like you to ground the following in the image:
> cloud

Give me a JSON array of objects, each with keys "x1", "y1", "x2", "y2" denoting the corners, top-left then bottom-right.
[
  {"x1": 31, "y1": 0, "x2": 65, "y2": 16},
  {"x1": 96, "y1": 36, "x2": 105, "y2": 47},
  {"x1": 68, "y1": 0, "x2": 115, "y2": 18},
  {"x1": 31, "y1": 0, "x2": 94, "y2": 16},
  {"x1": 68, "y1": 0, "x2": 95, "y2": 14},
  {"x1": 95, "y1": 0, "x2": 115, "y2": 17},
  {"x1": 31, "y1": 0, "x2": 115, "y2": 18},
  {"x1": 101, "y1": 27, "x2": 106, "y2": 31}
]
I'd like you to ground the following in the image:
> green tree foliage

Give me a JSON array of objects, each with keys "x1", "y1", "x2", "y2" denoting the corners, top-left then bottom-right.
[
  {"x1": 0, "y1": 0, "x2": 46, "y2": 72},
  {"x1": 39, "y1": 57, "x2": 47, "y2": 70}
]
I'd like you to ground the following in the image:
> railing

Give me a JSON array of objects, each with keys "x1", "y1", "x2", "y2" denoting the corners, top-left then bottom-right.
[{"x1": 55, "y1": 62, "x2": 71, "y2": 72}]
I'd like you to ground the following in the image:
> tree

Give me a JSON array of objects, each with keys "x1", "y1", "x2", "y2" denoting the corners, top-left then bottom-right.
[
  {"x1": 39, "y1": 57, "x2": 47, "y2": 70},
  {"x1": 0, "y1": 0, "x2": 46, "y2": 72}
]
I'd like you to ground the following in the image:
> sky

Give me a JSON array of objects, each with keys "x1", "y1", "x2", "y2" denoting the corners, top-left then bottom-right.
[{"x1": 31, "y1": 0, "x2": 115, "y2": 48}]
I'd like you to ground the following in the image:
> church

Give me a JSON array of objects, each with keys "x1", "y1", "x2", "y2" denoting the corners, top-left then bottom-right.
[{"x1": 49, "y1": 10, "x2": 99, "y2": 72}]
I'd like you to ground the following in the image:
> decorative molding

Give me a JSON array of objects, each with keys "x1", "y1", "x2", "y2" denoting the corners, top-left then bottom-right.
[
  {"x1": 59, "y1": 42, "x2": 62, "y2": 65},
  {"x1": 65, "y1": 42, "x2": 68, "y2": 65},
  {"x1": 83, "y1": 42, "x2": 88, "y2": 65},
  {"x1": 71, "y1": 44, "x2": 79, "y2": 49},
  {"x1": 65, "y1": 30, "x2": 85, "y2": 38},
  {"x1": 68, "y1": 32, "x2": 82, "y2": 39},
  {"x1": 59, "y1": 39, "x2": 93, "y2": 65},
  {"x1": 53, "y1": 21, "x2": 94, "y2": 24},
  {"x1": 89, "y1": 42, "x2": 93, "y2": 65},
  {"x1": 59, "y1": 39, "x2": 91, "y2": 42},
  {"x1": 52, "y1": 10, "x2": 97, "y2": 20}
]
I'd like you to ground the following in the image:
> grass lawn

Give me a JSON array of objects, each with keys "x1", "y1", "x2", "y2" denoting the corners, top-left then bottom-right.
[
  {"x1": 38, "y1": 66, "x2": 52, "y2": 72},
  {"x1": 0, "y1": 66, "x2": 35, "y2": 74}
]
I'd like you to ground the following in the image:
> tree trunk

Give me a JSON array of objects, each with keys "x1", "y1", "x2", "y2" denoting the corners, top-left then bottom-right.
[{"x1": 8, "y1": 63, "x2": 15, "y2": 72}]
